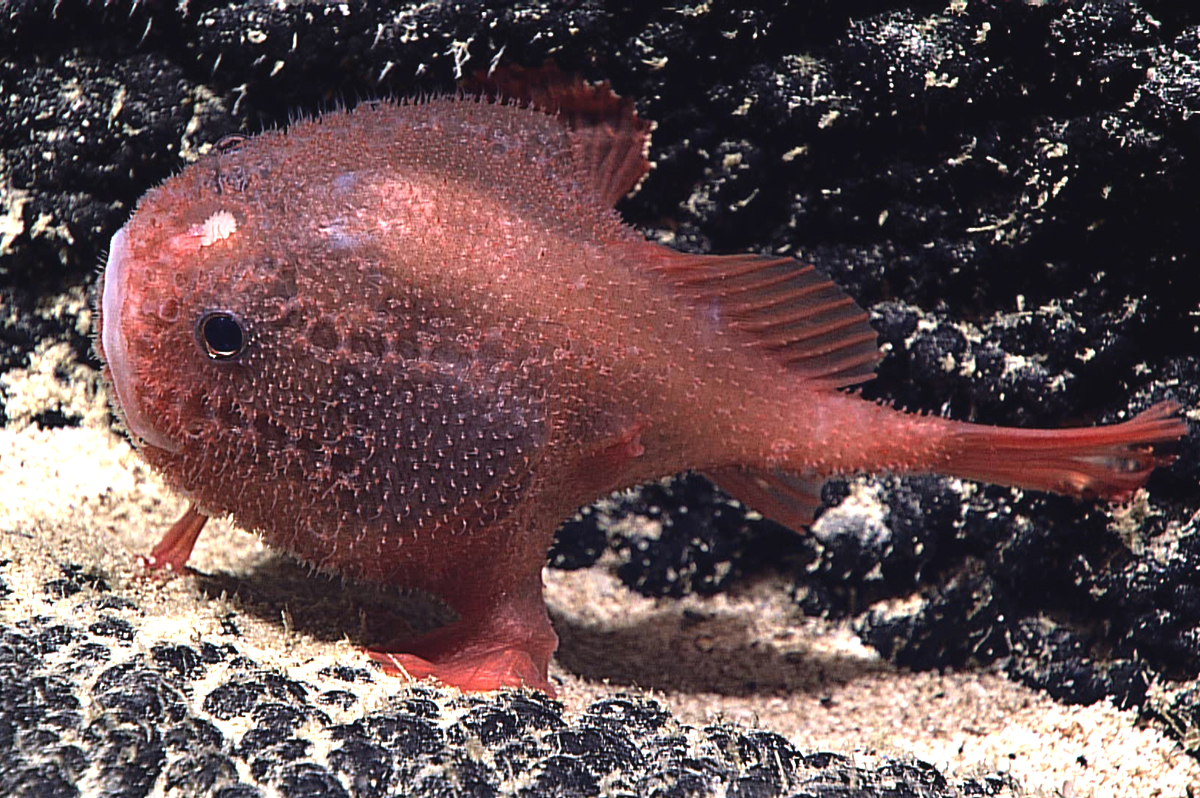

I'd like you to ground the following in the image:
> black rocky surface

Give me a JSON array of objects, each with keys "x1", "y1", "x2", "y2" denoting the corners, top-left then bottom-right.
[
  {"x1": 4, "y1": 0, "x2": 1200, "y2": 791},
  {"x1": 0, "y1": 571, "x2": 1016, "y2": 797}
]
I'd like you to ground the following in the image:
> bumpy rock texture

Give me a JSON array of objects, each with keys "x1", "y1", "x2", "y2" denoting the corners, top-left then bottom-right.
[
  {"x1": 0, "y1": 572, "x2": 1015, "y2": 797},
  {"x1": 4, "y1": 0, "x2": 1200, "y2": 795}
]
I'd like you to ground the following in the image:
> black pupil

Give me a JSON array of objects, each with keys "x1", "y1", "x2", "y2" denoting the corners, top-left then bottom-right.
[{"x1": 200, "y1": 313, "x2": 244, "y2": 359}]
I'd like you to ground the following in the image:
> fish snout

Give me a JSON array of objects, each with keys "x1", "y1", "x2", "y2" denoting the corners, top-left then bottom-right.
[{"x1": 99, "y1": 226, "x2": 182, "y2": 453}]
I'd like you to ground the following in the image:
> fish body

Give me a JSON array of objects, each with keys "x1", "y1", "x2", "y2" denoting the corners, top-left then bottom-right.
[{"x1": 96, "y1": 67, "x2": 1186, "y2": 695}]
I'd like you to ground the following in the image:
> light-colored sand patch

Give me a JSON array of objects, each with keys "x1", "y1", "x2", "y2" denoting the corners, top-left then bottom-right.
[{"x1": 546, "y1": 563, "x2": 1198, "y2": 798}]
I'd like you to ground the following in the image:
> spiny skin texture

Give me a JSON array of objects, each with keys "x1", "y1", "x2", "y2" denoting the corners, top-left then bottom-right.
[{"x1": 95, "y1": 69, "x2": 1186, "y2": 695}]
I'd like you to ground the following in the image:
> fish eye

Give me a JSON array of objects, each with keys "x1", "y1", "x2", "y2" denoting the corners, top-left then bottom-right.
[{"x1": 196, "y1": 311, "x2": 246, "y2": 360}]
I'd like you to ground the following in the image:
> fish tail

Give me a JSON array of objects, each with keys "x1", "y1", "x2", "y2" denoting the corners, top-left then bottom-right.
[{"x1": 944, "y1": 400, "x2": 1187, "y2": 502}]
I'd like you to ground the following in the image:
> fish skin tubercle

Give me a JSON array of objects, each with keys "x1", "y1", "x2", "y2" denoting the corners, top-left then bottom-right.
[{"x1": 93, "y1": 64, "x2": 1188, "y2": 695}]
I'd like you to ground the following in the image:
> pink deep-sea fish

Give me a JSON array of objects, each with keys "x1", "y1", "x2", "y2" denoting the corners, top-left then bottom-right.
[{"x1": 95, "y1": 66, "x2": 1186, "y2": 695}]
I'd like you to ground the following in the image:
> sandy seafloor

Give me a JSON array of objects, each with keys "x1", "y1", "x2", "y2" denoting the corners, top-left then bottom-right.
[{"x1": 2, "y1": 317, "x2": 1195, "y2": 797}]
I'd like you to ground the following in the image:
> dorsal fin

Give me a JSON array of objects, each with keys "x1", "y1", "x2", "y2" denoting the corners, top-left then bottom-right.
[
  {"x1": 645, "y1": 247, "x2": 882, "y2": 388},
  {"x1": 465, "y1": 62, "x2": 654, "y2": 207}
]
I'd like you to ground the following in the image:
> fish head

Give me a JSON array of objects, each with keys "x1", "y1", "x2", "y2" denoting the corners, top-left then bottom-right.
[{"x1": 96, "y1": 158, "x2": 295, "y2": 461}]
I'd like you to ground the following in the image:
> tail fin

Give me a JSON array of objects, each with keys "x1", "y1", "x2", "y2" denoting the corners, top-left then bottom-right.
[{"x1": 946, "y1": 400, "x2": 1187, "y2": 502}]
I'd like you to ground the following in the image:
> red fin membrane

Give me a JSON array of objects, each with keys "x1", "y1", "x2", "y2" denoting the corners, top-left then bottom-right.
[
  {"x1": 140, "y1": 503, "x2": 209, "y2": 574},
  {"x1": 370, "y1": 629, "x2": 556, "y2": 696},
  {"x1": 948, "y1": 400, "x2": 1187, "y2": 502},
  {"x1": 706, "y1": 468, "x2": 825, "y2": 531},
  {"x1": 467, "y1": 63, "x2": 654, "y2": 206},
  {"x1": 368, "y1": 586, "x2": 559, "y2": 695},
  {"x1": 647, "y1": 249, "x2": 882, "y2": 388}
]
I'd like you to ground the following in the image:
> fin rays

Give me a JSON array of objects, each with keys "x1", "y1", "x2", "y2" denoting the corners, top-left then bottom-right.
[
  {"x1": 646, "y1": 249, "x2": 882, "y2": 388},
  {"x1": 706, "y1": 467, "x2": 825, "y2": 531},
  {"x1": 467, "y1": 63, "x2": 653, "y2": 207}
]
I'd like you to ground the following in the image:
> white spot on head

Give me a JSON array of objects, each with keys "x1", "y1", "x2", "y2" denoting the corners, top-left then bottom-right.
[{"x1": 197, "y1": 210, "x2": 238, "y2": 247}]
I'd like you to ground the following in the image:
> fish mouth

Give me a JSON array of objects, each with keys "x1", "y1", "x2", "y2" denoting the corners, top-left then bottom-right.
[{"x1": 100, "y1": 227, "x2": 182, "y2": 453}]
